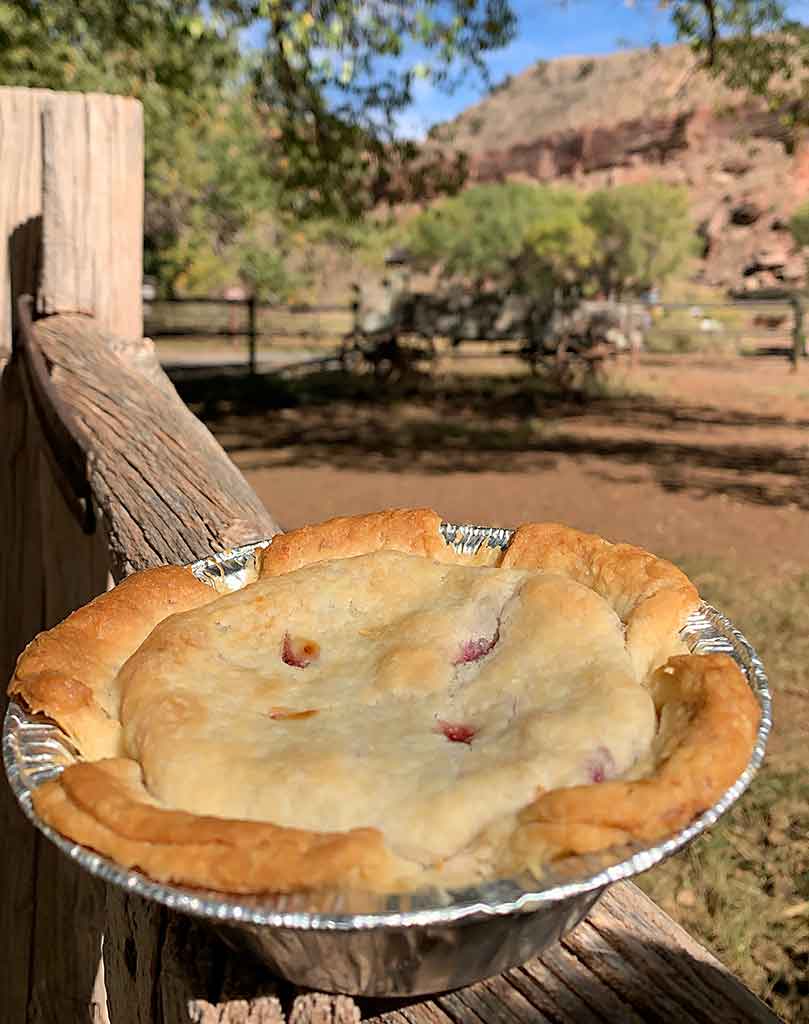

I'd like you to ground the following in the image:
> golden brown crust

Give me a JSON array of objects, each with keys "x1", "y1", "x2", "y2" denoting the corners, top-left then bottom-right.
[
  {"x1": 502, "y1": 522, "x2": 699, "y2": 677},
  {"x1": 9, "y1": 510, "x2": 760, "y2": 895},
  {"x1": 34, "y1": 760, "x2": 403, "y2": 894},
  {"x1": 259, "y1": 508, "x2": 465, "y2": 577},
  {"x1": 510, "y1": 822, "x2": 634, "y2": 865},
  {"x1": 10, "y1": 567, "x2": 217, "y2": 759},
  {"x1": 514, "y1": 653, "x2": 760, "y2": 859}
]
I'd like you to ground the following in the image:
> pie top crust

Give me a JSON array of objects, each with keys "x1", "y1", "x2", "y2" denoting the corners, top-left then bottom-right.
[{"x1": 9, "y1": 508, "x2": 760, "y2": 895}]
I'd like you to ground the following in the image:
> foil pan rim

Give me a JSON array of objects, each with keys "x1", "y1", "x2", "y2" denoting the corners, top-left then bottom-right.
[{"x1": 3, "y1": 525, "x2": 772, "y2": 931}]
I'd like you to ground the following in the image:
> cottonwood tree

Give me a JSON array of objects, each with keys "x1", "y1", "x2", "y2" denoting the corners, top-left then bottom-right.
[
  {"x1": 0, "y1": 0, "x2": 515, "y2": 290},
  {"x1": 586, "y1": 183, "x2": 696, "y2": 297}
]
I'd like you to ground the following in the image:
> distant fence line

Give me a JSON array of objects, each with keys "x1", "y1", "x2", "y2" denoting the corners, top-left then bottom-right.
[
  {"x1": 144, "y1": 296, "x2": 353, "y2": 373},
  {"x1": 144, "y1": 293, "x2": 806, "y2": 374}
]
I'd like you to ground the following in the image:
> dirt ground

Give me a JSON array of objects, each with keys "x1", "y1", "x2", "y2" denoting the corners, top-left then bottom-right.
[{"x1": 215, "y1": 353, "x2": 809, "y2": 580}]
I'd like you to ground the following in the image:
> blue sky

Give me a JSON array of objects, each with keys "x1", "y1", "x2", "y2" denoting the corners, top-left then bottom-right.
[
  {"x1": 396, "y1": 1, "x2": 678, "y2": 138},
  {"x1": 243, "y1": 2, "x2": 809, "y2": 140}
]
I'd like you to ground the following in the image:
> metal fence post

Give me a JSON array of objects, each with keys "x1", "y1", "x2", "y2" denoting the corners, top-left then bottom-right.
[
  {"x1": 248, "y1": 294, "x2": 257, "y2": 374},
  {"x1": 790, "y1": 293, "x2": 805, "y2": 370}
]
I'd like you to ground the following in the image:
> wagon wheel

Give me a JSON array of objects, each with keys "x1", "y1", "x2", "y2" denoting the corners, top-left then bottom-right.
[
  {"x1": 402, "y1": 332, "x2": 437, "y2": 370},
  {"x1": 554, "y1": 338, "x2": 579, "y2": 393},
  {"x1": 338, "y1": 331, "x2": 365, "y2": 373},
  {"x1": 580, "y1": 341, "x2": 619, "y2": 391}
]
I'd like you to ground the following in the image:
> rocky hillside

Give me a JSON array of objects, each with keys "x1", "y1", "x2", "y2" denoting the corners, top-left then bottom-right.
[{"x1": 433, "y1": 44, "x2": 809, "y2": 291}]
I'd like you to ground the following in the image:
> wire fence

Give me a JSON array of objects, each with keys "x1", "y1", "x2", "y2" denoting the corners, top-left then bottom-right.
[
  {"x1": 144, "y1": 297, "x2": 353, "y2": 373},
  {"x1": 144, "y1": 294, "x2": 806, "y2": 374}
]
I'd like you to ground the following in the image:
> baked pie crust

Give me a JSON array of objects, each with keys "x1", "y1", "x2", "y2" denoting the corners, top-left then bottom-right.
[{"x1": 9, "y1": 509, "x2": 760, "y2": 894}]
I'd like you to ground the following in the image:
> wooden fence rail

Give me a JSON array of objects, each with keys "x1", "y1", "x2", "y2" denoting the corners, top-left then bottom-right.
[
  {"x1": 144, "y1": 294, "x2": 805, "y2": 379},
  {"x1": 144, "y1": 298, "x2": 353, "y2": 373}
]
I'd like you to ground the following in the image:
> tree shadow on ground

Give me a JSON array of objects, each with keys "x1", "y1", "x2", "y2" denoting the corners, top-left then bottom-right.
[{"x1": 169, "y1": 367, "x2": 809, "y2": 512}]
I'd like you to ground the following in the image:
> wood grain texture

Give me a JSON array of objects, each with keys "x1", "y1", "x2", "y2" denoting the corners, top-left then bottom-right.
[
  {"x1": 359, "y1": 882, "x2": 780, "y2": 1024},
  {"x1": 189, "y1": 998, "x2": 284, "y2": 1023},
  {"x1": 40, "y1": 92, "x2": 143, "y2": 338},
  {"x1": 26, "y1": 314, "x2": 280, "y2": 577},
  {"x1": 157, "y1": 880, "x2": 779, "y2": 1024},
  {"x1": 0, "y1": 87, "x2": 47, "y2": 362},
  {"x1": 288, "y1": 995, "x2": 360, "y2": 1024},
  {"x1": 0, "y1": 353, "x2": 110, "y2": 1024},
  {"x1": 1, "y1": 88, "x2": 142, "y2": 1024}
]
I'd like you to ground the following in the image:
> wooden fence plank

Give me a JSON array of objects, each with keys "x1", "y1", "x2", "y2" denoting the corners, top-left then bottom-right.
[
  {"x1": 555, "y1": 882, "x2": 778, "y2": 1023},
  {"x1": 27, "y1": 313, "x2": 280, "y2": 578},
  {"x1": 18, "y1": 310, "x2": 279, "y2": 1020},
  {"x1": 40, "y1": 92, "x2": 143, "y2": 338},
  {"x1": 0, "y1": 87, "x2": 48, "y2": 363},
  {"x1": 0, "y1": 88, "x2": 144, "y2": 1024},
  {"x1": 0, "y1": 358, "x2": 42, "y2": 1024},
  {"x1": 364, "y1": 881, "x2": 779, "y2": 1024}
]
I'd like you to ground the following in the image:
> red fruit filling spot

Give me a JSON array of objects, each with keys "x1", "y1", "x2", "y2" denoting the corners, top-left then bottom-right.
[
  {"x1": 437, "y1": 720, "x2": 476, "y2": 744},
  {"x1": 281, "y1": 633, "x2": 320, "y2": 668},
  {"x1": 453, "y1": 628, "x2": 499, "y2": 665},
  {"x1": 586, "y1": 745, "x2": 615, "y2": 784},
  {"x1": 268, "y1": 707, "x2": 319, "y2": 720}
]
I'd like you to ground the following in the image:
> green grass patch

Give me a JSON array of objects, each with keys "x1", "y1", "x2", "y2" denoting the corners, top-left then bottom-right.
[
  {"x1": 637, "y1": 770, "x2": 809, "y2": 1021},
  {"x1": 681, "y1": 560, "x2": 809, "y2": 708}
]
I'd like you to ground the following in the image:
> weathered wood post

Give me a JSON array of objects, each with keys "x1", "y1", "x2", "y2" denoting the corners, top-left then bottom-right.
[
  {"x1": 789, "y1": 291, "x2": 805, "y2": 368},
  {"x1": 0, "y1": 86, "x2": 142, "y2": 1023},
  {"x1": 248, "y1": 292, "x2": 258, "y2": 373},
  {"x1": 1, "y1": 86, "x2": 291, "y2": 1023}
]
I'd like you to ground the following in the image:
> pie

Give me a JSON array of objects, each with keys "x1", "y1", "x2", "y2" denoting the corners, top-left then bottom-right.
[{"x1": 8, "y1": 508, "x2": 760, "y2": 895}]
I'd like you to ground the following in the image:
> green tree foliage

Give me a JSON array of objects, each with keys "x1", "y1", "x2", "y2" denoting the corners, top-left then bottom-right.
[
  {"x1": 145, "y1": 91, "x2": 284, "y2": 293},
  {"x1": 237, "y1": 242, "x2": 296, "y2": 302},
  {"x1": 0, "y1": 1, "x2": 238, "y2": 96},
  {"x1": 520, "y1": 201, "x2": 596, "y2": 296},
  {"x1": 251, "y1": 1, "x2": 516, "y2": 218},
  {"x1": 0, "y1": 1, "x2": 515, "y2": 292},
  {"x1": 788, "y1": 201, "x2": 809, "y2": 247},
  {"x1": 585, "y1": 182, "x2": 697, "y2": 296},
  {"x1": 404, "y1": 183, "x2": 592, "y2": 287},
  {"x1": 0, "y1": 0, "x2": 515, "y2": 218},
  {"x1": 404, "y1": 181, "x2": 693, "y2": 298},
  {"x1": 0, "y1": 1, "x2": 262, "y2": 294},
  {"x1": 668, "y1": 2, "x2": 809, "y2": 145},
  {"x1": 405, "y1": 183, "x2": 531, "y2": 281}
]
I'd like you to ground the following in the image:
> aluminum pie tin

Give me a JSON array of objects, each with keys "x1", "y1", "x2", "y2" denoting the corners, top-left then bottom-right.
[{"x1": 3, "y1": 524, "x2": 772, "y2": 995}]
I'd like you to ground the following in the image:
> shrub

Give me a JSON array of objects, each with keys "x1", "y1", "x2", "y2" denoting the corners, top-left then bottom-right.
[{"x1": 586, "y1": 182, "x2": 697, "y2": 296}]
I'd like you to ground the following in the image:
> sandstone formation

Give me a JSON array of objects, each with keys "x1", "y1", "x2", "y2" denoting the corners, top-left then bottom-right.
[{"x1": 434, "y1": 45, "x2": 809, "y2": 291}]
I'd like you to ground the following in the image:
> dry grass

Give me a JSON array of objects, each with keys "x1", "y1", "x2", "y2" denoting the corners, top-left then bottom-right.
[{"x1": 637, "y1": 561, "x2": 809, "y2": 1022}]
